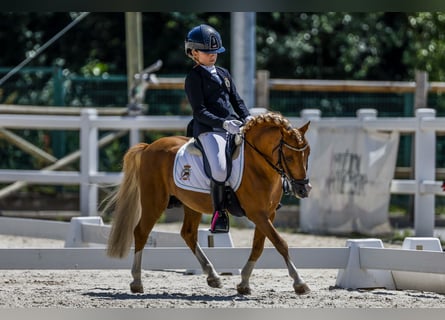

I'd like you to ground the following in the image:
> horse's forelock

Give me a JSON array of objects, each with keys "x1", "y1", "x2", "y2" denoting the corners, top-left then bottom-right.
[{"x1": 292, "y1": 128, "x2": 305, "y2": 145}]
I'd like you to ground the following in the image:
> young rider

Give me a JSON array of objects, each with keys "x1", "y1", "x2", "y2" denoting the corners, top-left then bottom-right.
[{"x1": 184, "y1": 24, "x2": 253, "y2": 233}]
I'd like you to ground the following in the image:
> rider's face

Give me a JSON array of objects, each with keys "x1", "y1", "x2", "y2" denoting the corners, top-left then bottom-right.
[{"x1": 193, "y1": 50, "x2": 218, "y2": 67}]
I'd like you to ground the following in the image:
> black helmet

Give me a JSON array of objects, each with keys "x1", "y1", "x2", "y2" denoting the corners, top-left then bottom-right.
[{"x1": 184, "y1": 24, "x2": 225, "y2": 57}]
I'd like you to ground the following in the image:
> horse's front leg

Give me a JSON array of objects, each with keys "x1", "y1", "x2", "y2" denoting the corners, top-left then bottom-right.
[
  {"x1": 287, "y1": 259, "x2": 310, "y2": 295},
  {"x1": 252, "y1": 215, "x2": 310, "y2": 295},
  {"x1": 181, "y1": 206, "x2": 222, "y2": 288}
]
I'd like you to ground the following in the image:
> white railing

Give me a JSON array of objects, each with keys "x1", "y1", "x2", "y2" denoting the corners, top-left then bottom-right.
[
  {"x1": 0, "y1": 109, "x2": 192, "y2": 216},
  {"x1": 0, "y1": 108, "x2": 444, "y2": 236}
]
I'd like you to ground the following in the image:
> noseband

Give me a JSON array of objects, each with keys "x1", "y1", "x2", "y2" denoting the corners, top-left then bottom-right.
[{"x1": 243, "y1": 134, "x2": 310, "y2": 195}]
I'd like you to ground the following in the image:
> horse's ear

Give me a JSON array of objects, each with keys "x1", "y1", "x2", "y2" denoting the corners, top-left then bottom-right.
[{"x1": 299, "y1": 121, "x2": 310, "y2": 135}]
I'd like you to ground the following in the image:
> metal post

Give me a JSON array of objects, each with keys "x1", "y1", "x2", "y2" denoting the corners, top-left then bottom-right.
[
  {"x1": 414, "y1": 70, "x2": 428, "y2": 109},
  {"x1": 256, "y1": 70, "x2": 270, "y2": 108},
  {"x1": 414, "y1": 108, "x2": 436, "y2": 236},
  {"x1": 80, "y1": 109, "x2": 98, "y2": 216},
  {"x1": 231, "y1": 12, "x2": 256, "y2": 108},
  {"x1": 125, "y1": 12, "x2": 143, "y2": 143},
  {"x1": 125, "y1": 12, "x2": 144, "y2": 103},
  {"x1": 52, "y1": 66, "x2": 66, "y2": 159}
]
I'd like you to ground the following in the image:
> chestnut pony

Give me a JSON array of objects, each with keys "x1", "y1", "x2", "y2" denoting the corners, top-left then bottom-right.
[{"x1": 106, "y1": 112, "x2": 312, "y2": 295}]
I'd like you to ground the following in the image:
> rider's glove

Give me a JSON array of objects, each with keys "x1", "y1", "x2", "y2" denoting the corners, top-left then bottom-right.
[{"x1": 223, "y1": 120, "x2": 243, "y2": 134}]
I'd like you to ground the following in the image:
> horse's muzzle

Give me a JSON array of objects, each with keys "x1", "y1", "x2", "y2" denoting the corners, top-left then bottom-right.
[{"x1": 292, "y1": 180, "x2": 312, "y2": 199}]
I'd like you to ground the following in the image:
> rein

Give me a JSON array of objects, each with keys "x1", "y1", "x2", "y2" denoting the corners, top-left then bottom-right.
[{"x1": 242, "y1": 133, "x2": 309, "y2": 193}]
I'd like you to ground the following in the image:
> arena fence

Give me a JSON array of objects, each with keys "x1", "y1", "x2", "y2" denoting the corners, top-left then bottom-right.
[{"x1": 0, "y1": 107, "x2": 444, "y2": 236}]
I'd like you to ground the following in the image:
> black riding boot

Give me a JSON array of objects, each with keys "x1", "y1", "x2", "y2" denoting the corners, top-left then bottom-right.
[{"x1": 209, "y1": 181, "x2": 229, "y2": 233}]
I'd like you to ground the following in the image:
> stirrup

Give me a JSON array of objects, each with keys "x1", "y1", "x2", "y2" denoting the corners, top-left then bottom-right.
[{"x1": 209, "y1": 210, "x2": 229, "y2": 233}]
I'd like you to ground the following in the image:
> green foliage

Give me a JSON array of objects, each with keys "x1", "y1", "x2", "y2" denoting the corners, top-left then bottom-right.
[
  {"x1": 80, "y1": 59, "x2": 110, "y2": 77},
  {"x1": 256, "y1": 12, "x2": 442, "y2": 81},
  {"x1": 2, "y1": 12, "x2": 445, "y2": 82},
  {"x1": 98, "y1": 134, "x2": 128, "y2": 172},
  {"x1": 406, "y1": 13, "x2": 445, "y2": 80}
]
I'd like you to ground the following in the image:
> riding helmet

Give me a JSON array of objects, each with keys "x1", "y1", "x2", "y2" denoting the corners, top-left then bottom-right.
[{"x1": 184, "y1": 24, "x2": 225, "y2": 57}]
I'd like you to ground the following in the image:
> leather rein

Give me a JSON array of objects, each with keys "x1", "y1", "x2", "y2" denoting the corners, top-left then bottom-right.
[{"x1": 242, "y1": 133, "x2": 310, "y2": 192}]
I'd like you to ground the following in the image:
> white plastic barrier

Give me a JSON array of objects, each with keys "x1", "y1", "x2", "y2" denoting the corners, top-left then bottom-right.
[
  {"x1": 1, "y1": 217, "x2": 445, "y2": 293},
  {"x1": 336, "y1": 237, "x2": 445, "y2": 292},
  {"x1": 392, "y1": 237, "x2": 445, "y2": 293},
  {"x1": 0, "y1": 216, "x2": 239, "y2": 275},
  {"x1": 335, "y1": 239, "x2": 396, "y2": 290},
  {"x1": 0, "y1": 216, "x2": 69, "y2": 240}
]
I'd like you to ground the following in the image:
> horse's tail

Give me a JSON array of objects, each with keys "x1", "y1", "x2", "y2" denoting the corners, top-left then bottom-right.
[{"x1": 106, "y1": 143, "x2": 149, "y2": 258}]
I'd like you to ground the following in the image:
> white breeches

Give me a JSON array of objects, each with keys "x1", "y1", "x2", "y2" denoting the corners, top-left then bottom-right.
[{"x1": 197, "y1": 131, "x2": 228, "y2": 183}]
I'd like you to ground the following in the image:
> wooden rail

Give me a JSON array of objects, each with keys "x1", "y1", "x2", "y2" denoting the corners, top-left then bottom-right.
[{"x1": 148, "y1": 77, "x2": 445, "y2": 94}]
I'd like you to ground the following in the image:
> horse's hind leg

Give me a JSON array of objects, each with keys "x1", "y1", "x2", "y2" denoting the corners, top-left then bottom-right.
[
  {"x1": 181, "y1": 206, "x2": 222, "y2": 289},
  {"x1": 130, "y1": 196, "x2": 166, "y2": 293}
]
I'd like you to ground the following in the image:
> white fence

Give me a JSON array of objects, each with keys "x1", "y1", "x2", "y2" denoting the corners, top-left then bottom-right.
[{"x1": 0, "y1": 108, "x2": 444, "y2": 236}]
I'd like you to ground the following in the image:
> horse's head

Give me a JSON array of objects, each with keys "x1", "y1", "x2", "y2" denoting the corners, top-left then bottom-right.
[
  {"x1": 243, "y1": 113, "x2": 312, "y2": 199},
  {"x1": 279, "y1": 120, "x2": 312, "y2": 199}
]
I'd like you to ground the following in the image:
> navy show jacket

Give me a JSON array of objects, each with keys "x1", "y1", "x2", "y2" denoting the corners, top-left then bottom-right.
[{"x1": 184, "y1": 65, "x2": 251, "y2": 138}]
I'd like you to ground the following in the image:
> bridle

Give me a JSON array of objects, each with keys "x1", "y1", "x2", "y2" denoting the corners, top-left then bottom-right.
[{"x1": 242, "y1": 133, "x2": 310, "y2": 196}]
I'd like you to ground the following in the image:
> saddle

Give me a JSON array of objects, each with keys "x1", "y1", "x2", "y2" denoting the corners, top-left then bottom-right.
[{"x1": 172, "y1": 134, "x2": 246, "y2": 217}]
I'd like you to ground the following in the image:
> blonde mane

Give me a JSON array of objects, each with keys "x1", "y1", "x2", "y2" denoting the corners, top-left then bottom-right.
[{"x1": 243, "y1": 112, "x2": 305, "y2": 145}]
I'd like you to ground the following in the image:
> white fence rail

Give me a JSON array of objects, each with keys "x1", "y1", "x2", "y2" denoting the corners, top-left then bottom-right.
[{"x1": 0, "y1": 108, "x2": 444, "y2": 236}]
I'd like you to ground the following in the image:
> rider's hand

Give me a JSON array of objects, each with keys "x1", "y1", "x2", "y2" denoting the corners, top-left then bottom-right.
[{"x1": 223, "y1": 120, "x2": 243, "y2": 134}]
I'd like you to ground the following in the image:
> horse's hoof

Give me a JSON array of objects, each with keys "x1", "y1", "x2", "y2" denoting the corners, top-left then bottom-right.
[
  {"x1": 130, "y1": 282, "x2": 144, "y2": 293},
  {"x1": 294, "y1": 283, "x2": 311, "y2": 295},
  {"x1": 236, "y1": 284, "x2": 251, "y2": 295},
  {"x1": 207, "y1": 276, "x2": 222, "y2": 288}
]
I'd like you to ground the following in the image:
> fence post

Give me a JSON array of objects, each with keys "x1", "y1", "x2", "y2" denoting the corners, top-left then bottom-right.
[
  {"x1": 80, "y1": 109, "x2": 98, "y2": 216},
  {"x1": 52, "y1": 65, "x2": 66, "y2": 159},
  {"x1": 414, "y1": 70, "x2": 428, "y2": 109},
  {"x1": 256, "y1": 70, "x2": 270, "y2": 108},
  {"x1": 356, "y1": 108, "x2": 378, "y2": 121},
  {"x1": 129, "y1": 127, "x2": 140, "y2": 147},
  {"x1": 299, "y1": 109, "x2": 321, "y2": 228},
  {"x1": 414, "y1": 108, "x2": 436, "y2": 236}
]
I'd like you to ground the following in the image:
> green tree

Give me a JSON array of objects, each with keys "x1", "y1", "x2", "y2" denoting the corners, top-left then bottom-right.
[
  {"x1": 406, "y1": 12, "x2": 445, "y2": 81},
  {"x1": 256, "y1": 12, "x2": 410, "y2": 80},
  {"x1": 2, "y1": 12, "x2": 445, "y2": 83}
]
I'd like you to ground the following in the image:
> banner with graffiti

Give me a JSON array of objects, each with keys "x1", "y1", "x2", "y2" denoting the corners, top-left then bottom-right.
[{"x1": 300, "y1": 127, "x2": 399, "y2": 235}]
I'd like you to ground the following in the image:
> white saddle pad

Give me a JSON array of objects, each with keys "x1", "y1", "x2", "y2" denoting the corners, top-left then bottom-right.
[{"x1": 173, "y1": 139, "x2": 244, "y2": 194}]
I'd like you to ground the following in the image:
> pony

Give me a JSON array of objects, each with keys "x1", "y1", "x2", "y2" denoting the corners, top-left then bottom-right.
[{"x1": 105, "y1": 112, "x2": 312, "y2": 295}]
